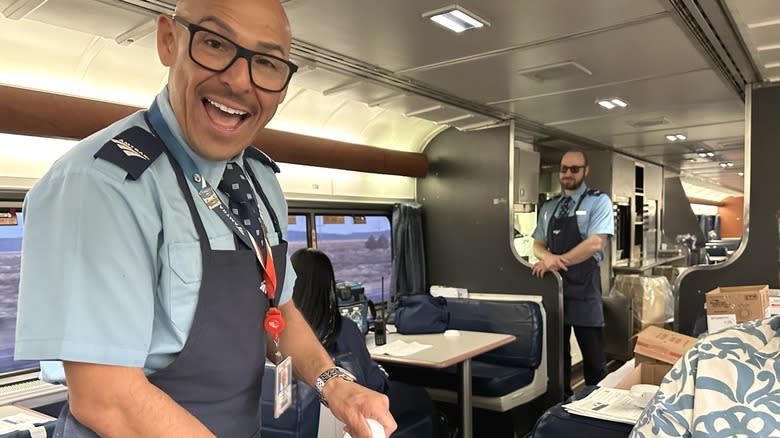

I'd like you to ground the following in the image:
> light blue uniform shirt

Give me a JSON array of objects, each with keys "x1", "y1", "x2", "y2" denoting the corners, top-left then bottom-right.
[
  {"x1": 531, "y1": 183, "x2": 614, "y2": 262},
  {"x1": 15, "y1": 88, "x2": 294, "y2": 383}
]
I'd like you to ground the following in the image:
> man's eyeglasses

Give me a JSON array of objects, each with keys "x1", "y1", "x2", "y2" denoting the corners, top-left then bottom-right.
[
  {"x1": 173, "y1": 16, "x2": 298, "y2": 92},
  {"x1": 560, "y1": 165, "x2": 585, "y2": 174}
]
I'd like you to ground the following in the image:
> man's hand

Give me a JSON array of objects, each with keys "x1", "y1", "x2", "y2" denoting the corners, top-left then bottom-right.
[
  {"x1": 323, "y1": 378, "x2": 396, "y2": 438},
  {"x1": 531, "y1": 254, "x2": 569, "y2": 277}
]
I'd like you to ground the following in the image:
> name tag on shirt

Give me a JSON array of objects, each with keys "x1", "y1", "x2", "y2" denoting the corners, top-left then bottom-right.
[{"x1": 576, "y1": 210, "x2": 587, "y2": 216}]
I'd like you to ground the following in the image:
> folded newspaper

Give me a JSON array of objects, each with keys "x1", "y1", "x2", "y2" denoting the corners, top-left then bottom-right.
[{"x1": 563, "y1": 387, "x2": 646, "y2": 424}]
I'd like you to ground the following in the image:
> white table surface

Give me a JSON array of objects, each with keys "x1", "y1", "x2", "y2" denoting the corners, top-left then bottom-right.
[{"x1": 367, "y1": 330, "x2": 516, "y2": 368}]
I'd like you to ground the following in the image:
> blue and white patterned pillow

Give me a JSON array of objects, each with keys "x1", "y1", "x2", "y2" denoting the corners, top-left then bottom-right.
[{"x1": 630, "y1": 316, "x2": 780, "y2": 438}]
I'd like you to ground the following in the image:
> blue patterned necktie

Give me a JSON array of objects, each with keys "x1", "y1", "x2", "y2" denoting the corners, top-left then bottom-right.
[
  {"x1": 558, "y1": 196, "x2": 572, "y2": 218},
  {"x1": 218, "y1": 162, "x2": 265, "y2": 246}
]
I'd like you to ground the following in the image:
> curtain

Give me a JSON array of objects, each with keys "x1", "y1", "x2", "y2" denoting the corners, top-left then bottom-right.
[{"x1": 390, "y1": 202, "x2": 426, "y2": 298}]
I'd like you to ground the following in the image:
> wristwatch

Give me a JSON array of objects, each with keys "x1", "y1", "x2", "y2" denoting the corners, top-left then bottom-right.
[{"x1": 315, "y1": 366, "x2": 356, "y2": 407}]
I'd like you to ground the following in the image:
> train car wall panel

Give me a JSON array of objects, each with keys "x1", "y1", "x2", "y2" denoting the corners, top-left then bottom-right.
[
  {"x1": 676, "y1": 84, "x2": 779, "y2": 336},
  {"x1": 417, "y1": 126, "x2": 564, "y2": 409},
  {"x1": 612, "y1": 154, "x2": 636, "y2": 200},
  {"x1": 662, "y1": 176, "x2": 706, "y2": 247},
  {"x1": 644, "y1": 163, "x2": 663, "y2": 202}
]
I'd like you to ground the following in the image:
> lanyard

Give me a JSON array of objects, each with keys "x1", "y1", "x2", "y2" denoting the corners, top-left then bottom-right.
[{"x1": 145, "y1": 101, "x2": 279, "y2": 303}]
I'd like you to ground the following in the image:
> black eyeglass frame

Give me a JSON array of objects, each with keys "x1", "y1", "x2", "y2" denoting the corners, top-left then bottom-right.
[
  {"x1": 559, "y1": 165, "x2": 586, "y2": 174},
  {"x1": 173, "y1": 15, "x2": 299, "y2": 92}
]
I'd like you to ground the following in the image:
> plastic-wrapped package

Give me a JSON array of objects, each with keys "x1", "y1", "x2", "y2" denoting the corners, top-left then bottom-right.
[{"x1": 611, "y1": 274, "x2": 674, "y2": 333}]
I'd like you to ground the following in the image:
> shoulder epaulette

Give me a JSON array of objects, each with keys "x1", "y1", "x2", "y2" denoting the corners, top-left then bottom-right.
[
  {"x1": 244, "y1": 147, "x2": 280, "y2": 173},
  {"x1": 586, "y1": 188, "x2": 604, "y2": 197},
  {"x1": 93, "y1": 126, "x2": 164, "y2": 180}
]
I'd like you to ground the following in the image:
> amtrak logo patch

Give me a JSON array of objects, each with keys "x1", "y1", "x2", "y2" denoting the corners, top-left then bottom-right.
[
  {"x1": 111, "y1": 138, "x2": 150, "y2": 160},
  {"x1": 94, "y1": 126, "x2": 164, "y2": 180}
]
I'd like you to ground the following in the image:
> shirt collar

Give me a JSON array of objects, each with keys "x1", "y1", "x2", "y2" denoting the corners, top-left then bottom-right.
[
  {"x1": 156, "y1": 88, "x2": 245, "y2": 185},
  {"x1": 562, "y1": 183, "x2": 588, "y2": 203}
]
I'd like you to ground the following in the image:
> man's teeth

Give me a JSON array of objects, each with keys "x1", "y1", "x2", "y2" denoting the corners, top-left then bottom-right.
[{"x1": 207, "y1": 98, "x2": 247, "y2": 116}]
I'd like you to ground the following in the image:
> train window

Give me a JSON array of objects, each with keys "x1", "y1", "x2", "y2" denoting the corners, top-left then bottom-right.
[
  {"x1": 287, "y1": 214, "x2": 309, "y2": 256},
  {"x1": 0, "y1": 211, "x2": 38, "y2": 374},
  {"x1": 315, "y1": 215, "x2": 391, "y2": 303},
  {"x1": 287, "y1": 210, "x2": 392, "y2": 303}
]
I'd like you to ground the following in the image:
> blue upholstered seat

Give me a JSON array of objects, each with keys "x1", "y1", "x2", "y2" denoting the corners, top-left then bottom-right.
[{"x1": 384, "y1": 298, "x2": 544, "y2": 400}]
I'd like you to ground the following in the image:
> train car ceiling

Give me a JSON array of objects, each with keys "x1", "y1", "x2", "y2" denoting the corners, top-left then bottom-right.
[{"x1": 2, "y1": 0, "x2": 780, "y2": 202}]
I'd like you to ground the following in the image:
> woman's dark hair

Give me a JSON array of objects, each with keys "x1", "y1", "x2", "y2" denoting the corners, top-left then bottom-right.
[{"x1": 291, "y1": 248, "x2": 342, "y2": 350}]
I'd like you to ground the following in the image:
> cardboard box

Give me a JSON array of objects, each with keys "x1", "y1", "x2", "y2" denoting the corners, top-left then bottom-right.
[
  {"x1": 614, "y1": 363, "x2": 670, "y2": 389},
  {"x1": 769, "y1": 289, "x2": 780, "y2": 316},
  {"x1": 705, "y1": 285, "x2": 770, "y2": 333},
  {"x1": 616, "y1": 326, "x2": 697, "y2": 389},
  {"x1": 633, "y1": 325, "x2": 697, "y2": 369}
]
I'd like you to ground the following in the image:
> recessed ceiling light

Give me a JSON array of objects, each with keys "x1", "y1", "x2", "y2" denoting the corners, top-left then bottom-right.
[
  {"x1": 597, "y1": 100, "x2": 615, "y2": 109},
  {"x1": 726, "y1": 162, "x2": 734, "y2": 167},
  {"x1": 610, "y1": 98, "x2": 628, "y2": 108},
  {"x1": 424, "y1": 6, "x2": 490, "y2": 33},
  {"x1": 675, "y1": 134, "x2": 687, "y2": 140},
  {"x1": 697, "y1": 152, "x2": 708, "y2": 158},
  {"x1": 738, "y1": 171, "x2": 744, "y2": 176},
  {"x1": 596, "y1": 98, "x2": 628, "y2": 110},
  {"x1": 666, "y1": 135, "x2": 678, "y2": 141},
  {"x1": 706, "y1": 152, "x2": 715, "y2": 157},
  {"x1": 719, "y1": 163, "x2": 728, "y2": 168}
]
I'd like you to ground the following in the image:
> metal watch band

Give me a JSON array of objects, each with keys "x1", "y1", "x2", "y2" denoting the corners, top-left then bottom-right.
[{"x1": 315, "y1": 366, "x2": 356, "y2": 407}]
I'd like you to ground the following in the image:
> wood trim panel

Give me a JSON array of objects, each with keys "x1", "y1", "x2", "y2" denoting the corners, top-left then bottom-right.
[{"x1": 0, "y1": 85, "x2": 428, "y2": 177}]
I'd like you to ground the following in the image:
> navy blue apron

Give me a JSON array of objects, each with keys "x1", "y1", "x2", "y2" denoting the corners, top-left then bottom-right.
[
  {"x1": 547, "y1": 193, "x2": 604, "y2": 327},
  {"x1": 54, "y1": 133, "x2": 287, "y2": 437}
]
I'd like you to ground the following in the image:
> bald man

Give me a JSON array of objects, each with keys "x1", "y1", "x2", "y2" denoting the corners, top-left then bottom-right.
[{"x1": 14, "y1": 1, "x2": 395, "y2": 437}]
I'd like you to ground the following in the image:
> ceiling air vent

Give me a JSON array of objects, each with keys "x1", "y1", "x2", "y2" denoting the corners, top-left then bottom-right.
[
  {"x1": 517, "y1": 61, "x2": 591, "y2": 82},
  {"x1": 626, "y1": 117, "x2": 671, "y2": 129}
]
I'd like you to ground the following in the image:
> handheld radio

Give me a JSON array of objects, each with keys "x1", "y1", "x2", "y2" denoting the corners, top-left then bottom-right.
[{"x1": 373, "y1": 277, "x2": 387, "y2": 346}]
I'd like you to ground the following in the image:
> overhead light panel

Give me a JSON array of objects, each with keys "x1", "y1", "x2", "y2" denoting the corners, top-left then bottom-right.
[
  {"x1": 697, "y1": 151, "x2": 709, "y2": 158},
  {"x1": 738, "y1": 172, "x2": 744, "y2": 176},
  {"x1": 596, "y1": 98, "x2": 628, "y2": 110},
  {"x1": 598, "y1": 100, "x2": 615, "y2": 110},
  {"x1": 706, "y1": 152, "x2": 715, "y2": 157},
  {"x1": 424, "y1": 6, "x2": 490, "y2": 33},
  {"x1": 665, "y1": 133, "x2": 687, "y2": 141},
  {"x1": 666, "y1": 135, "x2": 678, "y2": 141},
  {"x1": 611, "y1": 98, "x2": 628, "y2": 108},
  {"x1": 676, "y1": 134, "x2": 686, "y2": 140}
]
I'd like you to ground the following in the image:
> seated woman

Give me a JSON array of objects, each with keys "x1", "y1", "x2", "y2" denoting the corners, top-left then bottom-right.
[
  {"x1": 291, "y1": 248, "x2": 443, "y2": 438},
  {"x1": 630, "y1": 316, "x2": 780, "y2": 437}
]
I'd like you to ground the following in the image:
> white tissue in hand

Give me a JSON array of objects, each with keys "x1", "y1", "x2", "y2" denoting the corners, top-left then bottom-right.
[{"x1": 343, "y1": 418, "x2": 386, "y2": 438}]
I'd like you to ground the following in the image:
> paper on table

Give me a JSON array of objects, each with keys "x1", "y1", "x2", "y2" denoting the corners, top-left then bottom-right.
[{"x1": 370, "y1": 340, "x2": 432, "y2": 357}]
